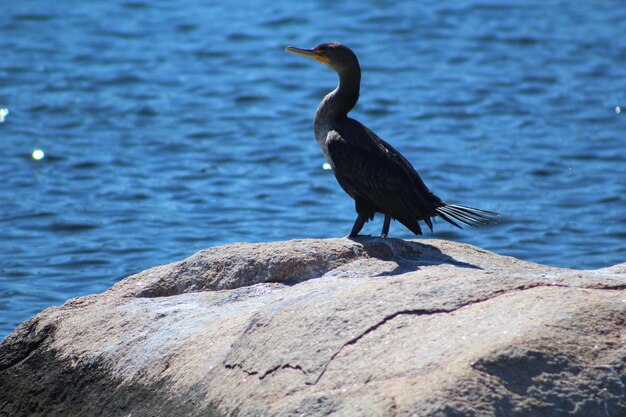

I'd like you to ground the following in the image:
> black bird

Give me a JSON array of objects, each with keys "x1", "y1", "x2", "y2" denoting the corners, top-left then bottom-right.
[{"x1": 286, "y1": 42, "x2": 499, "y2": 237}]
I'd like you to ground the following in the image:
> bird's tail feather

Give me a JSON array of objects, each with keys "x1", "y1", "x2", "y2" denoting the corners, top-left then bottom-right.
[{"x1": 435, "y1": 204, "x2": 500, "y2": 229}]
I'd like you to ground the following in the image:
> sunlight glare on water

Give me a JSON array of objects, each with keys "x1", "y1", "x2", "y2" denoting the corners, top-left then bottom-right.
[{"x1": 31, "y1": 149, "x2": 45, "y2": 160}]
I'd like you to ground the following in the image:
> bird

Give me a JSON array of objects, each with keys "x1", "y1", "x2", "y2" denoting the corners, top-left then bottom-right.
[{"x1": 285, "y1": 42, "x2": 499, "y2": 238}]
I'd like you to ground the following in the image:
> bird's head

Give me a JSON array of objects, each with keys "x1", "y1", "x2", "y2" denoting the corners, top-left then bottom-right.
[{"x1": 286, "y1": 42, "x2": 359, "y2": 76}]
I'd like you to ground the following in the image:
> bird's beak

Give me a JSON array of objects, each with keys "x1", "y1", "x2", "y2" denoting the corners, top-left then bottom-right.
[{"x1": 285, "y1": 46, "x2": 330, "y2": 64}]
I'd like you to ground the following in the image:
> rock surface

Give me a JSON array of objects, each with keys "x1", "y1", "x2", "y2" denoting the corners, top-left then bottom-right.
[{"x1": 0, "y1": 238, "x2": 625, "y2": 417}]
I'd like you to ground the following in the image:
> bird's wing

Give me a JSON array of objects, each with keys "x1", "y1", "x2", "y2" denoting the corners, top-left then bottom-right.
[{"x1": 325, "y1": 128, "x2": 439, "y2": 222}]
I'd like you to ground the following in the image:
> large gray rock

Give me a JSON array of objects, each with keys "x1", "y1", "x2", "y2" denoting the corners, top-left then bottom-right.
[{"x1": 1, "y1": 238, "x2": 624, "y2": 417}]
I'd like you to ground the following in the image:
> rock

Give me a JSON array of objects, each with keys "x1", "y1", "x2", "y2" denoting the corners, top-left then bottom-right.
[{"x1": 0, "y1": 238, "x2": 624, "y2": 417}]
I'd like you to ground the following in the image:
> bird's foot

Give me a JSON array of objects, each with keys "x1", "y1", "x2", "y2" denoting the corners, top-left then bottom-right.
[
  {"x1": 380, "y1": 233, "x2": 388, "y2": 238},
  {"x1": 347, "y1": 234, "x2": 372, "y2": 238}
]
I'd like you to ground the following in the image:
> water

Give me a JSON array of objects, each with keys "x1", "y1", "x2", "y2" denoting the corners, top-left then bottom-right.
[{"x1": 1, "y1": 0, "x2": 625, "y2": 339}]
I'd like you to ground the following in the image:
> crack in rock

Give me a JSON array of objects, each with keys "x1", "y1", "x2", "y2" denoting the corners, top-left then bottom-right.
[
  {"x1": 259, "y1": 363, "x2": 307, "y2": 380},
  {"x1": 223, "y1": 361, "x2": 258, "y2": 377},
  {"x1": 310, "y1": 282, "x2": 580, "y2": 385},
  {"x1": 223, "y1": 361, "x2": 307, "y2": 380},
  {"x1": 222, "y1": 282, "x2": 620, "y2": 385},
  {"x1": 309, "y1": 307, "x2": 450, "y2": 385}
]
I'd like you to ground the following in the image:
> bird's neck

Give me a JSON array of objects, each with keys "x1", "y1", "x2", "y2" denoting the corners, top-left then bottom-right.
[{"x1": 316, "y1": 69, "x2": 361, "y2": 123}]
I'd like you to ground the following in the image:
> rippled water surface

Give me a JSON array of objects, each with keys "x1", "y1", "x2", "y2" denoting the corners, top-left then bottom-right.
[{"x1": 1, "y1": 0, "x2": 625, "y2": 338}]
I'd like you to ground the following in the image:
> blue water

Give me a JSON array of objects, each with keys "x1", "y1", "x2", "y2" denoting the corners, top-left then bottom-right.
[{"x1": 1, "y1": 0, "x2": 625, "y2": 339}]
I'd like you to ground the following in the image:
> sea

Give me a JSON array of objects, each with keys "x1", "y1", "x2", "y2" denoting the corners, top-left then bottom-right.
[{"x1": 1, "y1": 0, "x2": 625, "y2": 339}]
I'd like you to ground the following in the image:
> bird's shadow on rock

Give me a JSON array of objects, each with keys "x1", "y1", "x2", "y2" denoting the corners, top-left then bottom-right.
[{"x1": 348, "y1": 236, "x2": 482, "y2": 277}]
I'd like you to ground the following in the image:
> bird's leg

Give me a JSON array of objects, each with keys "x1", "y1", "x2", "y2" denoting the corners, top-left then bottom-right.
[
  {"x1": 348, "y1": 214, "x2": 367, "y2": 238},
  {"x1": 381, "y1": 214, "x2": 391, "y2": 238}
]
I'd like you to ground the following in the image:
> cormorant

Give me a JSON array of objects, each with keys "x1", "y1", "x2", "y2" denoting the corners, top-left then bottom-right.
[{"x1": 286, "y1": 42, "x2": 499, "y2": 237}]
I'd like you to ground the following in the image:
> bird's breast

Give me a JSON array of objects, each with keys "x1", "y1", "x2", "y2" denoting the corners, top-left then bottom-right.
[{"x1": 313, "y1": 110, "x2": 332, "y2": 161}]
